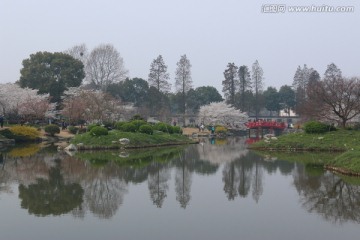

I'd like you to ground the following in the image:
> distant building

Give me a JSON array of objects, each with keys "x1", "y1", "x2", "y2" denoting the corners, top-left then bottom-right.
[{"x1": 279, "y1": 109, "x2": 297, "y2": 117}]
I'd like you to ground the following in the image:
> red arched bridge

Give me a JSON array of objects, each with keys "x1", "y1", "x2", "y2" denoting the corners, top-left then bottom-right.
[{"x1": 245, "y1": 120, "x2": 286, "y2": 130}]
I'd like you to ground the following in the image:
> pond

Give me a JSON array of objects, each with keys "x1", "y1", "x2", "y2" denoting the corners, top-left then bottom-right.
[{"x1": 1, "y1": 137, "x2": 360, "y2": 240}]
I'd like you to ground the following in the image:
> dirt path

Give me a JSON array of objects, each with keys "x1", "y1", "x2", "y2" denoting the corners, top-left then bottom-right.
[{"x1": 182, "y1": 127, "x2": 210, "y2": 136}]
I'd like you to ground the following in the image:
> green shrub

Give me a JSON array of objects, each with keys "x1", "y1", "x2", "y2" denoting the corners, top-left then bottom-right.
[
  {"x1": 139, "y1": 124, "x2": 153, "y2": 135},
  {"x1": 103, "y1": 121, "x2": 114, "y2": 130},
  {"x1": 155, "y1": 123, "x2": 173, "y2": 133},
  {"x1": 130, "y1": 120, "x2": 147, "y2": 131},
  {"x1": 78, "y1": 128, "x2": 87, "y2": 134},
  {"x1": 11, "y1": 125, "x2": 40, "y2": 140},
  {"x1": 131, "y1": 114, "x2": 144, "y2": 121},
  {"x1": 68, "y1": 126, "x2": 79, "y2": 134},
  {"x1": 303, "y1": 121, "x2": 336, "y2": 134},
  {"x1": 90, "y1": 126, "x2": 108, "y2": 136},
  {"x1": 87, "y1": 124, "x2": 100, "y2": 132},
  {"x1": 114, "y1": 121, "x2": 126, "y2": 130},
  {"x1": 0, "y1": 128, "x2": 15, "y2": 139},
  {"x1": 45, "y1": 124, "x2": 60, "y2": 136},
  {"x1": 1, "y1": 128, "x2": 39, "y2": 142},
  {"x1": 120, "y1": 123, "x2": 137, "y2": 132},
  {"x1": 215, "y1": 126, "x2": 227, "y2": 134},
  {"x1": 172, "y1": 126, "x2": 182, "y2": 134}
]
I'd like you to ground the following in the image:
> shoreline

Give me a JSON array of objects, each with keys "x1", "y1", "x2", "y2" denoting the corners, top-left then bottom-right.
[{"x1": 74, "y1": 140, "x2": 198, "y2": 151}]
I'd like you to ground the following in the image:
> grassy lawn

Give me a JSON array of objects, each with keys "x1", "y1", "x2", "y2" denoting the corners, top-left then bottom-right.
[
  {"x1": 70, "y1": 130, "x2": 194, "y2": 149},
  {"x1": 327, "y1": 147, "x2": 360, "y2": 174},
  {"x1": 250, "y1": 129, "x2": 360, "y2": 151},
  {"x1": 250, "y1": 129, "x2": 360, "y2": 175}
]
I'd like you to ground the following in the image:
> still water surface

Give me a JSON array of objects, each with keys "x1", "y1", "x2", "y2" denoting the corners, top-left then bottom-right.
[{"x1": 1, "y1": 137, "x2": 360, "y2": 240}]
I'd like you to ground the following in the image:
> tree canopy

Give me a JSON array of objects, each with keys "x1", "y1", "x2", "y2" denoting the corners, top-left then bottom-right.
[
  {"x1": 307, "y1": 63, "x2": 360, "y2": 128},
  {"x1": 175, "y1": 54, "x2": 192, "y2": 115},
  {"x1": 263, "y1": 87, "x2": 280, "y2": 115},
  {"x1": 19, "y1": 51, "x2": 84, "y2": 103},
  {"x1": 187, "y1": 86, "x2": 223, "y2": 113},
  {"x1": 222, "y1": 63, "x2": 239, "y2": 106},
  {"x1": 148, "y1": 55, "x2": 171, "y2": 93},
  {"x1": 85, "y1": 44, "x2": 128, "y2": 91},
  {"x1": 278, "y1": 85, "x2": 296, "y2": 116},
  {"x1": 238, "y1": 65, "x2": 252, "y2": 111}
]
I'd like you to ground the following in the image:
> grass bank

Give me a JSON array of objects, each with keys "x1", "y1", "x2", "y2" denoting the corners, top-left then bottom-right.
[
  {"x1": 70, "y1": 130, "x2": 195, "y2": 149},
  {"x1": 250, "y1": 130, "x2": 360, "y2": 151},
  {"x1": 326, "y1": 147, "x2": 360, "y2": 176},
  {"x1": 249, "y1": 130, "x2": 360, "y2": 175}
]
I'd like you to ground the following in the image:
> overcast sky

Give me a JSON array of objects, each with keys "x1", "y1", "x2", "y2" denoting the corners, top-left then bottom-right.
[{"x1": 1, "y1": 0, "x2": 359, "y2": 94}]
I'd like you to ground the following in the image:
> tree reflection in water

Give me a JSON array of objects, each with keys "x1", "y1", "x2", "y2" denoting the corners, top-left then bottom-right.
[
  {"x1": 222, "y1": 151, "x2": 264, "y2": 201},
  {"x1": 293, "y1": 165, "x2": 360, "y2": 224},
  {"x1": 174, "y1": 148, "x2": 194, "y2": 209},
  {"x1": 18, "y1": 159, "x2": 83, "y2": 216},
  {"x1": 2, "y1": 139, "x2": 360, "y2": 224},
  {"x1": 148, "y1": 160, "x2": 171, "y2": 208},
  {"x1": 82, "y1": 165, "x2": 128, "y2": 219}
]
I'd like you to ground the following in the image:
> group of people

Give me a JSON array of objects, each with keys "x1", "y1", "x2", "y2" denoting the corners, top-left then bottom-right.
[{"x1": 198, "y1": 123, "x2": 215, "y2": 134}]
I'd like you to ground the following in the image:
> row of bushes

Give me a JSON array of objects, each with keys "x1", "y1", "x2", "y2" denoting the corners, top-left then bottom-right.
[
  {"x1": 114, "y1": 120, "x2": 182, "y2": 135},
  {"x1": 73, "y1": 120, "x2": 183, "y2": 137}
]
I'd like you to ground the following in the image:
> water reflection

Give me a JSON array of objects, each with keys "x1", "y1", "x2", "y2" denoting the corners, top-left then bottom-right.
[
  {"x1": 223, "y1": 152, "x2": 263, "y2": 201},
  {"x1": 19, "y1": 159, "x2": 83, "y2": 216},
  {"x1": 148, "y1": 161, "x2": 170, "y2": 208},
  {"x1": 1, "y1": 138, "x2": 360, "y2": 225},
  {"x1": 294, "y1": 166, "x2": 360, "y2": 224}
]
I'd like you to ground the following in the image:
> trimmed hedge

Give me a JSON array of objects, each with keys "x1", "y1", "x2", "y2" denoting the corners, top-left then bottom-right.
[
  {"x1": 139, "y1": 124, "x2": 153, "y2": 135},
  {"x1": 90, "y1": 126, "x2": 108, "y2": 136},
  {"x1": 130, "y1": 120, "x2": 147, "y2": 131},
  {"x1": 303, "y1": 121, "x2": 336, "y2": 134},
  {"x1": 45, "y1": 124, "x2": 60, "y2": 136},
  {"x1": 87, "y1": 124, "x2": 100, "y2": 132},
  {"x1": 120, "y1": 123, "x2": 137, "y2": 132},
  {"x1": 114, "y1": 121, "x2": 126, "y2": 130},
  {"x1": 154, "y1": 123, "x2": 173, "y2": 133}
]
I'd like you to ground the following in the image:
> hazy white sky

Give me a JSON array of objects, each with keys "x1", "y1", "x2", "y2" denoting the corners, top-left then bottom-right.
[{"x1": 1, "y1": 0, "x2": 359, "y2": 93}]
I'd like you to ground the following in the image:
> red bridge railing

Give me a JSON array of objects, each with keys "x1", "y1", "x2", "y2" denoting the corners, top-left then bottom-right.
[{"x1": 245, "y1": 121, "x2": 286, "y2": 129}]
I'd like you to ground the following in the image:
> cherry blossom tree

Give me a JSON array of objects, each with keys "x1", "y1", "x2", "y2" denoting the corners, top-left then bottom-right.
[
  {"x1": 62, "y1": 87, "x2": 136, "y2": 124},
  {"x1": 197, "y1": 101, "x2": 248, "y2": 129},
  {"x1": 0, "y1": 83, "x2": 54, "y2": 122}
]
